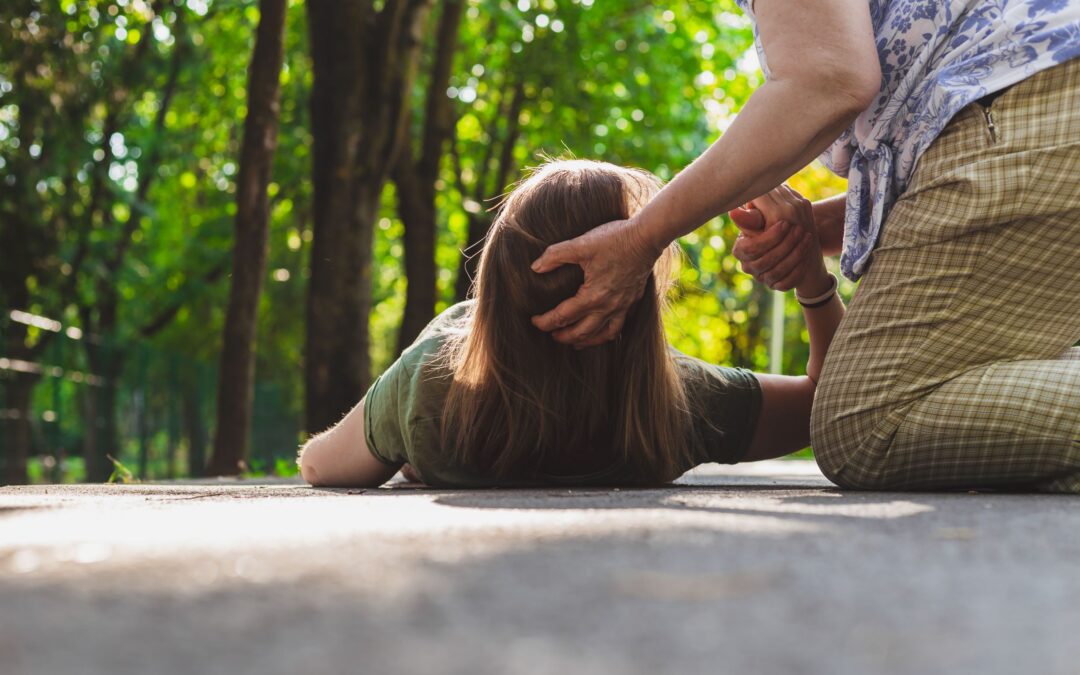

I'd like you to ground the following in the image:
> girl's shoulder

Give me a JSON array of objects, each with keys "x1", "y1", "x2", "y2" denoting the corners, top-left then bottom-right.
[
  {"x1": 667, "y1": 346, "x2": 763, "y2": 465},
  {"x1": 394, "y1": 300, "x2": 474, "y2": 374},
  {"x1": 363, "y1": 303, "x2": 474, "y2": 475},
  {"x1": 414, "y1": 300, "x2": 474, "y2": 344},
  {"x1": 667, "y1": 346, "x2": 760, "y2": 395}
]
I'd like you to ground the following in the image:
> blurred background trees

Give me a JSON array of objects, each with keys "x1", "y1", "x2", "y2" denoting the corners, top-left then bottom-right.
[{"x1": 0, "y1": 0, "x2": 846, "y2": 484}]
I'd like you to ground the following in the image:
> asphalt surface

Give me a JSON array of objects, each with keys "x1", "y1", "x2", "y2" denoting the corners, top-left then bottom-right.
[{"x1": 2, "y1": 461, "x2": 1078, "y2": 675}]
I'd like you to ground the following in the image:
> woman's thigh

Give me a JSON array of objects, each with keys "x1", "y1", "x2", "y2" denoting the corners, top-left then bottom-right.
[{"x1": 811, "y1": 58, "x2": 1080, "y2": 489}]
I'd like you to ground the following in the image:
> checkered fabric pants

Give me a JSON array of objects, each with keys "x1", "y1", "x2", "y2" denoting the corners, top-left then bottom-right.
[{"x1": 811, "y1": 57, "x2": 1080, "y2": 493}]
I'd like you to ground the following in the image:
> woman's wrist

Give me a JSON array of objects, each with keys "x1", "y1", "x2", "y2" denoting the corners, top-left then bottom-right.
[{"x1": 628, "y1": 212, "x2": 672, "y2": 263}]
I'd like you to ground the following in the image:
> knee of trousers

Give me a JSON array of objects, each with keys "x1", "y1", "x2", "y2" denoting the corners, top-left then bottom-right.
[
  {"x1": 810, "y1": 380, "x2": 893, "y2": 490},
  {"x1": 809, "y1": 393, "x2": 854, "y2": 487}
]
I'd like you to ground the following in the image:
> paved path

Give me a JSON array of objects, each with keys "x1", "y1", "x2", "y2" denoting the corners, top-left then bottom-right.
[{"x1": 2, "y1": 461, "x2": 1078, "y2": 675}]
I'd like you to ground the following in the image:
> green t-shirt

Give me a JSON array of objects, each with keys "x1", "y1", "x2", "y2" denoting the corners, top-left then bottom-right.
[{"x1": 364, "y1": 301, "x2": 762, "y2": 487}]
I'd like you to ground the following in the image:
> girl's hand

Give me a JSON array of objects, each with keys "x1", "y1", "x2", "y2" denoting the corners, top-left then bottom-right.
[
  {"x1": 731, "y1": 185, "x2": 830, "y2": 296},
  {"x1": 400, "y1": 463, "x2": 422, "y2": 483},
  {"x1": 529, "y1": 217, "x2": 664, "y2": 348}
]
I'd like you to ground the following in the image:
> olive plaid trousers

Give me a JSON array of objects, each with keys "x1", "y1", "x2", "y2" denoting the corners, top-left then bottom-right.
[{"x1": 811, "y1": 57, "x2": 1080, "y2": 493}]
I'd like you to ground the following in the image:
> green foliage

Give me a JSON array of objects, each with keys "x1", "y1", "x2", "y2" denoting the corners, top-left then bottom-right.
[
  {"x1": 3, "y1": 0, "x2": 847, "y2": 481},
  {"x1": 384, "y1": 0, "x2": 848, "y2": 374},
  {"x1": 106, "y1": 453, "x2": 135, "y2": 483},
  {"x1": 241, "y1": 455, "x2": 300, "y2": 479}
]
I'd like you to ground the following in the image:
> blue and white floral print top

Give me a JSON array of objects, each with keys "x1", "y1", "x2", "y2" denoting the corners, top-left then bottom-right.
[{"x1": 734, "y1": 0, "x2": 1080, "y2": 279}]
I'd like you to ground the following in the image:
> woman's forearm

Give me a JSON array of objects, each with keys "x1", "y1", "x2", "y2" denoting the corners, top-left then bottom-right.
[
  {"x1": 636, "y1": 78, "x2": 868, "y2": 253},
  {"x1": 740, "y1": 269, "x2": 840, "y2": 461},
  {"x1": 529, "y1": 0, "x2": 877, "y2": 347},
  {"x1": 632, "y1": 0, "x2": 878, "y2": 253}
]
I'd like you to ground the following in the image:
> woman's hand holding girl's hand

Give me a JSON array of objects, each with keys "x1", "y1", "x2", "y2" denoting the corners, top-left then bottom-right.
[
  {"x1": 530, "y1": 217, "x2": 663, "y2": 348},
  {"x1": 730, "y1": 184, "x2": 831, "y2": 297}
]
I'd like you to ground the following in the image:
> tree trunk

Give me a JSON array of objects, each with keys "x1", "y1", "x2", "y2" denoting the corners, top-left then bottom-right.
[
  {"x1": 182, "y1": 371, "x2": 207, "y2": 478},
  {"x1": 136, "y1": 387, "x2": 150, "y2": 480},
  {"x1": 80, "y1": 378, "x2": 98, "y2": 481},
  {"x1": 453, "y1": 80, "x2": 526, "y2": 302},
  {"x1": 83, "y1": 336, "x2": 126, "y2": 483},
  {"x1": 395, "y1": 176, "x2": 439, "y2": 351},
  {"x1": 393, "y1": 0, "x2": 465, "y2": 353},
  {"x1": 2, "y1": 372, "x2": 38, "y2": 486},
  {"x1": 166, "y1": 361, "x2": 179, "y2": 480},
  {"x1": 304, "y1": 0, "x2": 434, "y2": 435},
  {"x1": 97, "y1": 374, "x2": 121, "y2": 482},
  {"x1": 206, "y1": 0, "x2": 287, "y2": 476},
  {"x1": 454, "y1": 212, "x2": 490, "y2": 301},
  {"x1": 0, "y1": 295, "x2": 36, "y2": 486},
  {"x1": 305, "y1": 0, "x2": 366, "y2": 436}
]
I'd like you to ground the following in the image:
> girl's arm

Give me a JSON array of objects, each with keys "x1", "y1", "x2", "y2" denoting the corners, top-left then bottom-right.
[
  {"x1": 742, "y1": 290, "x2": 844, "y2": 461},
  {"x1": 812, "y1": 194, "x2": 847, "y2": 257},
  {"x1": 732, "y1": 187, "x2": 846, "y2": 461},
  {"x1": 297, "y1": 397, "x2": 402, "y2": 487}
]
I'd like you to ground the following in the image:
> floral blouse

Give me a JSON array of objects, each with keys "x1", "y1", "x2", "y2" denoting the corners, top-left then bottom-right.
[{"x1": 734, "y1": 0, "x2": 1080, "y2": 279}]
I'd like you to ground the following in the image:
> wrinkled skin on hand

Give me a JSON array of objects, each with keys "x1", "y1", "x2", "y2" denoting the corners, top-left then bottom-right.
[
  {"x1": 730, "y1": 184, "x2": 829, "y2": 295},
  {"x1": 529, "y1": 217, "x2": 662, "y2": 349},
  {"x1": 529, "y1": 183, "x2": 828, "y2": 349}
]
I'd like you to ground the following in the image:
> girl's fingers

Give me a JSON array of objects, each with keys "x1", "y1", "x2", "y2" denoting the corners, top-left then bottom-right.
[
  {"x1": 740, "y1": 223, "x2": 802, "y2": 275},
  {"x1": 735, "y1": 220, "x2": 791, "y2": 262},
  {"x1": 761, "y1": 232, "x2": 814, "y2": 286},
  {"x1": 729, "y1": 206, "x2": 766, "y2": 233},
  {"x1": 770, "y1": 262, "x2": 809, "y2": 292}
]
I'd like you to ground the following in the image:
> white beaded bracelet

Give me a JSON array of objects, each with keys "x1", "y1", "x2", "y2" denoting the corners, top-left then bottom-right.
[{"x1": 795, "y1": 273, "x2": 838, "y2": 308}]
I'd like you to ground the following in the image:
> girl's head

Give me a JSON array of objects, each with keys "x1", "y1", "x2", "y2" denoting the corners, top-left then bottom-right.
[{"x1": 441, "y1": 159, "x2": 690, "y2": 483}]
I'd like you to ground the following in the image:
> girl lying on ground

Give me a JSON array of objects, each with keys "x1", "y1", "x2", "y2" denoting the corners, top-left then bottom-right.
[{"x1": 298, "y1": 159, "x2": 844, "y2": 488}]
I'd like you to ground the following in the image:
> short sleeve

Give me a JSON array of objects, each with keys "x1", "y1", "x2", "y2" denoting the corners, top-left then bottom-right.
[
  {"x1": 362, "y1": 301, "x2": 474, "y2": 469},
  {"x1": 709, "y1": 366, "x2": 763, "y2": 462},
  {"x1": 673, "y1": 351, "x2": 763, "y2": 465},
  {"x1": 363, "y1": 358, "x2": 411, "y2": 466}
]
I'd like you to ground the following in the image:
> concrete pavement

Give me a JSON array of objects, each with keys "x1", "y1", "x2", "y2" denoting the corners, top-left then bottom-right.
[{"x1": 2, "y1": 461, "x2": 1078, "y2": 675}]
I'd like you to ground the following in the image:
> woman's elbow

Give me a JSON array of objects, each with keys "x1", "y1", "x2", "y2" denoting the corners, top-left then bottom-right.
[
  {"x1": 830, "y1": 59, "x2": 882, "y2": 115},
  {"x1": 787, "y1": 57, "x2": 881, "y2": 120},
  {"x1": 851, "y1": 74, "x2": 881, "y2": 113}
]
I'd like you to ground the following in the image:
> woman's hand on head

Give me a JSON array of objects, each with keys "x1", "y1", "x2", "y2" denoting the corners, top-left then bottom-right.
[
  {"x1": 731, "y1": 185, "x2": 829, "y2": 294},
  {"x1": 530, "y1": 217, "x2": 664, "y2": 348}
]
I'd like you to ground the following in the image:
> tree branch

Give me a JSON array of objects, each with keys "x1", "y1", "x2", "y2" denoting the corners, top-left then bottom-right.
[
  {"x1": 138, "y1": 256, "x2": 231, "y2": 339},
  {"x1": 417, "y1": 0, "x2": 464, "y2": 175},
  {"x1": 107, "y1": 7, "x2": 188, "y2": 273},
  {"x1": 487, "y1": 79, "x2": 525, "y2": 202}
]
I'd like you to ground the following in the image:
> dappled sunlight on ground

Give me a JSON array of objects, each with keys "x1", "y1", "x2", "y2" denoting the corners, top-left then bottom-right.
[{"x1": 2, "y1": 461, "x2": 1078, "y2": 675}]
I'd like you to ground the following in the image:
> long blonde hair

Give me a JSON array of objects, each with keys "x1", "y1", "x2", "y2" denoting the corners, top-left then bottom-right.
[{"x1": 440, "y1": 159, "x2": 690, "y2": 483}]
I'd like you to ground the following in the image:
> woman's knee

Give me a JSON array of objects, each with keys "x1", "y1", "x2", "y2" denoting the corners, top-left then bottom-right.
[
  {"x1": 810, "y1": 376, "x2": 893, "y2": 489},
  {"x1": 809, "y1": 389, "x2": 856, "y2": 486}
]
